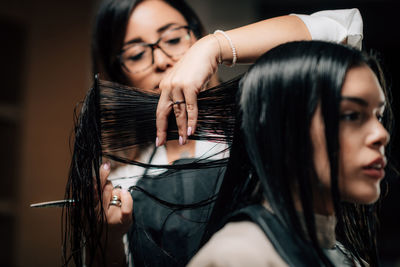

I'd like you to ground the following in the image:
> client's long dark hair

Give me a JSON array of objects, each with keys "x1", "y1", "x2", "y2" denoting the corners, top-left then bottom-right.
[{"x1": 203, "y1": 41, "x2": 393, "y2": 266}]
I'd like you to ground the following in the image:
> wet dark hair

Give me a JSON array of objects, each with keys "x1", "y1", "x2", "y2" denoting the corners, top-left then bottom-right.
[
  {"x1": 92, "y1": 0, "x2": 206, "y2": 85},
  {"x1": 203, "y1": 40, "x2": 393, "y2": 266},
  {"x1": 63, "y1": 40, "x2": 393, "y2": 266},
  {"x1": 63, "y1": 1, "x2": 208, "y2": 265},
  {"x1": 62, "y1": 75, "x2": 239, "y2": 266}
]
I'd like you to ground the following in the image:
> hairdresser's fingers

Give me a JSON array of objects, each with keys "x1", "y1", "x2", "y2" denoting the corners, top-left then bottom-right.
[
  {"x1": 171, "y1": 89, "x2": 188, "y2": 144},
  {"x1": 156, "y1": 90, "x2": 173, "y2": 146},
  {"x1": 107, "y1": 188, "x2": 121, "y2": 210},
  {"x1": 107, "y1": 188, "x2": 122, "y2": 225},
  {"x1": 94, "y1": 162, "x2": 112, "y2": 210},
  {"x1": 106, "y1": 188, "x2": 133, "y2": 235},
  {"x1": 101, "y1": 162, "x2": 112, "y2": 204},
  {"x1": 183, "y1": 87, "x2": 198, "y2": 137},
  {"x1": 93, "y1": 162, "x2": 110, "y2": 197},
  {"x1": 119, "y1": 189, "x2": 133, "y2": 225},
  {"x1": 100, "y1": 162, "x2": 111, "y2": 189},
  {"x1": 102, "y1": 183, "x2": 113, "y2": 208}
]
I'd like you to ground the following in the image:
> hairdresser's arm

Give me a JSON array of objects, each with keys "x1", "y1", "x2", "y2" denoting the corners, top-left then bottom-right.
[
  {"x1": 156, "y1": 15, "x2": 310, "y2": 146},
  {"x1": 90, "y1": 163, "x2": 133, "y2": 267}
]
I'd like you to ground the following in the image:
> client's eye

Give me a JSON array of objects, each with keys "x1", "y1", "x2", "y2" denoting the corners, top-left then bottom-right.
[
  {"x1": 376, "y1": 113, "x2": 384, "y2": 123},
  {"x1": 340, "y1": 112, "x2": 361, "y2": 121}
]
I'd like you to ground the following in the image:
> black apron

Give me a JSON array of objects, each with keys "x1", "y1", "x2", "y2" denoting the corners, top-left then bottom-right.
[{"x1": 128, "y1": 157, "x2": 225, "y2": 267}]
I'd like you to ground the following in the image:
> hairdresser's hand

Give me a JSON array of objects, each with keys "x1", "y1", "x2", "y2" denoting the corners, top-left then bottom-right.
[
  {"x1": 91, "y1": 163, "x2": 131, "y2": 267},
  {"x1": 156, "y1": 35, "x2": 220, "y2": 146},
  {"x1": 98, "y1": 162, "x2": 133, "y2": 237}
]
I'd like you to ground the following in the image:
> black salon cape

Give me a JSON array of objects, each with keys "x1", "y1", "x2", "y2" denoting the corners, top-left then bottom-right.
[{"x1": 128, "y1": 159, "x2": 224, "y2": 267}]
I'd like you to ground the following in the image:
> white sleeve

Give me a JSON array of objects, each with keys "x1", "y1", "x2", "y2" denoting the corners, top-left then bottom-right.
[{"x1": 291, "y1": 8, "x2": 363, "y2": 50}]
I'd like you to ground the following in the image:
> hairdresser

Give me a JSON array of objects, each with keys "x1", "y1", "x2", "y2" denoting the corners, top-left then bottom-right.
[{"x1": 88, "y1": 0, "x2": 363, "y2": 266}]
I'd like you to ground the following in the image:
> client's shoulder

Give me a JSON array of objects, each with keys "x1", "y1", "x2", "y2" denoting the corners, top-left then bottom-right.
[{"x1": 187, "y1": 221, "x2": 288, "y2": 267}]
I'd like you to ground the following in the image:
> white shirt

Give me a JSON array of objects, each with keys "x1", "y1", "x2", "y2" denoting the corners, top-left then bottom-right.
[{"x1": 293, "y1": 8, "x2": 363, "y2": 50}]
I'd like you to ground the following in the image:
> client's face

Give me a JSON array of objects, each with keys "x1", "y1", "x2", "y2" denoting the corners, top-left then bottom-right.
[
  {"x1": 311, "y1": 65, "x2": 389, "y2": 213},
  {"x1": 120, "y1": 0, "x2": 195, "y2": 91}
]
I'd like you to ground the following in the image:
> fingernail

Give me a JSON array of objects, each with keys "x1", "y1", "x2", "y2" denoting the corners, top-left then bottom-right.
[
  {"x1": 156, "y1": 137, "x2": 159, "y2": 147},
  {"x1": 103, "y1": 161, "x2": 110, "y2": 170},
  {"x1": 187, "y1": 127, "x2": 192, "y2": 136},
  {"x1": 179, "y1": 136, "x2": 183, "y2": 145}
]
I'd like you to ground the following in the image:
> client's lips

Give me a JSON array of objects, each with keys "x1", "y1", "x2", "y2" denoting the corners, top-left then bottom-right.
[{"x1": 362, "y1": 157, "x2": 386, "y2": 179}]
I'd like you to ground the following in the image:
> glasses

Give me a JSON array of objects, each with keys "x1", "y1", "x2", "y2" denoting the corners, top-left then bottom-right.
[{"x1": 119, "y1": 25, "x2": 192, "y2": 74}]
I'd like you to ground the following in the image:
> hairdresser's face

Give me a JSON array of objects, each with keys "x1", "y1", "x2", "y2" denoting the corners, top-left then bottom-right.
[
  {"x1": 122, "y1": 0, "x2": 195, "y2": 91},
  {"x1": 312, "y1": 65, "x2": 389, "y2": 213}
]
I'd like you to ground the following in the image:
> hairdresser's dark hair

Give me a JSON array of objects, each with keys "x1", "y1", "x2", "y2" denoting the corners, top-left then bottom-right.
[
  {"x1": 204, "y1": 41, "x2": 393, "y2": 266},
  {"x1": 92, "y1": 0, "x2": 206, "y2": 85}
]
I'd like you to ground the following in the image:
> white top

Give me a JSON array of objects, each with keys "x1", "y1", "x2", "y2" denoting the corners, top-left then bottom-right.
[{"x1": 293, "y1": 8, "x2": 363, "y2": 50}]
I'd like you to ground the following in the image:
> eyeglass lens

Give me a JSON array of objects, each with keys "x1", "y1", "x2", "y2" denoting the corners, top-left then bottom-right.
[{"x1": 121, "y1": 27, "x2": 191, "y2": 73}]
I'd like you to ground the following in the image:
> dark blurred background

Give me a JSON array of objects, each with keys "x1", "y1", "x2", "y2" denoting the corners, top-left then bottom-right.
[{"x1": 0, "y1": 0, "x2": 398, "y2": 266}]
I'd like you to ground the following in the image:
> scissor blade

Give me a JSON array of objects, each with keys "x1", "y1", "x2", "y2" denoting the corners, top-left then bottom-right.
[{"x1": 30, "y1": 199, "x2": 75, "y2": 208}]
